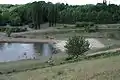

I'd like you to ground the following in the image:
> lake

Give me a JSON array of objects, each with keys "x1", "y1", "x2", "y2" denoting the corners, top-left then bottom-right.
[{"x1": 0, "y1": 43, "x2": 56, "y2": 62}]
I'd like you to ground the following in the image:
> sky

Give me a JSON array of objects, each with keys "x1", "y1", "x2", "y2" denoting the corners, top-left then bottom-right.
[{"x1": 0, "y1": 0, "x2": 120, "y2": 5}]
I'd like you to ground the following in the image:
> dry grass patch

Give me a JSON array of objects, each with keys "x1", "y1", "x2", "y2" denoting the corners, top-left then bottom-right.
[{"x1": 8, "y1": 55, "x2": 120, "y2": 80}]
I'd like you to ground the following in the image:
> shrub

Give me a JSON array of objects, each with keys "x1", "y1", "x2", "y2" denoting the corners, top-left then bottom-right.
[
  {"x1": 76, "y1": 22, "x2": 94, "y2": 28},
  {"x1": 65, "y1": 36, "x2": 90, "y2": 57},
  {"x1": 89, "y1": 22, "x2": 94, "y2": 26},
  {"x1": 28, "y1": 23, "x2": 34, "y2": 28},
  {"x1": 94, "y1": 26, "x2": 99, "y2": 31},
  {"x1": 64, "y1": 25, "x2": 67, "y2": 28},
  {"x1": 6, "y1": 28, "x2": 12, "y2": 37},
  {"x1": 75, "y1": 22, "x2": 89, "y2": 28},
  {"x1": 84, "y1": 26, "x2": 90, "y2": 32},
  {"x1": 84, "y1": 25, "x2": 98, "y2": 33},
  {"x1": 11, "y1": 27, "x2": 27, "y2": 33}
]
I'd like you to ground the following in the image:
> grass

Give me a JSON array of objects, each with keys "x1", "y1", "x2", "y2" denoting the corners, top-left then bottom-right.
[
  {"x1": 20, "y1": 31, "x2": 105, "y2": 40},
  {"x1": 14, "y1": 29, "x2": 120, "y2": 40},
  {"x1": 1, "y1": 24, "x2": 120, "y2": 79},
  {"x1": 0, "y1": 45, "x2": 119, "y2": 74},
  {"x1": 11, "y1": 23, "x2": 120, "y2": 40},
  {"x1": 4, "y1": 54, "x2": 120, "y2": 80},
  {"x1": 0, "y1": 53, "x2": 67, "y2": 74},
  {"x1": 0, "y1": 50, "x2": 120, "y2": 79},
  {"x1": 98, "y1": 38, "x2": 120, "y2": 46}
]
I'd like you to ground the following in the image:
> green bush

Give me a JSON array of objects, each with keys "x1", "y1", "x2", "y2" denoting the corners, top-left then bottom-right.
[
  {"x1": 64, "y1": 25, "x2": 67, "y2": 28},
  {"x1": 10, "y1": 28, "x2": 27, "y2": 33},
  {"x1": 65, "y1": 36, "x2": 90, "y2": 57},
  {"x1": 84, "y1": 25, "x2": 98, "y2": 33},
  {"x1": 75, "y1": 22, "x2": 94, "y2": 28},
  {"x1": 75, "y1": 22, "x2": 88, "y2": 27},
  {"x1": 6, "y1": 28, "x2": 12, "y2": 37},
  {"x1": 89, "y1": 22, "x2": 94, "y2": 26},
  {"x1": 84, "y1": 26, "x2": 90, "y2": 32},
  {"x1": 94, "y1": 26, "x2": 98, "y2": 31}
]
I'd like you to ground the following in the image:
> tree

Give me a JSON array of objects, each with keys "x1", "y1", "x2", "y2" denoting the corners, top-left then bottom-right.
[
  {"x1": 2, "y1": 11, "x2": 10, "y2": 23},
  {"x1": 0, "y1": 1, "x2": 120, "y2": 27},
  {"x1": 48, "y1": 4, "x2": 58, "y2": 27},
  {"x1": 31, "y1": 2, "x2": 43, "y2": 29},
  {"x1": 9, "y1": 12, "x2": 21, "y2": 26},
  {"x1": 65, "y1": 36, "x2": 90, "y2": 57},
  {"x1": 0, "y1": 10, "x2": 3, "y2": 25}
]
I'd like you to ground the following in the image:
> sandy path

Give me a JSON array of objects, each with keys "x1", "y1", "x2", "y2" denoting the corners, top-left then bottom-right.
[
  {"x1": 86, "y1": 38, "x2": 105, "y2": 49},
  {"x1": 87, "y1": 48, "x2": 120, "y2": 56}
]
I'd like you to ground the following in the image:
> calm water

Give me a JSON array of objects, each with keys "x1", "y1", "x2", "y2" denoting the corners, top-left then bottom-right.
[{"x1": 0, "y1": 43, "x2": 54, "y2": 62}]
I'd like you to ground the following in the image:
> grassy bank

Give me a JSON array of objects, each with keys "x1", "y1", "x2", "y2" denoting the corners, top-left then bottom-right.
[
  {"x1": 1, "y1": 24, "x2": 120, "y2": 80},
  {"x1": 2, "y1": 52, "x2": 120, "y2": 80},
  {"x1": 0, "y1": 50, "x2": 120, "y2": 74}
]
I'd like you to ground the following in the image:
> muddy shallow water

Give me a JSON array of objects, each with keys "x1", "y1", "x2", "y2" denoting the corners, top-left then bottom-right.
[{"x1": 0, "y1": 43, "x2": 54, "y2": 62}]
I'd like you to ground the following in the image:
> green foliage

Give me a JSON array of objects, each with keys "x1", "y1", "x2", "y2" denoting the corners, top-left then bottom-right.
[
  {"x1": 0, "y1": 27, "x2": 27, "y2": 33},
  {"x1": 6, "y1": 28, "x2": 12, "y2": 37},
  {"x1": 65, "y1": 36, "x2": 90, "y2": 57},
  {"x1": 59, "y1": 4, "x2": 120, "y2": 24},
  {"x1": 95, "y1": 26, "x2": 98, "y2": 31},
  {"x1": 84, "y1": 26, "x2": 90, "y2": 32},
  {"x1": 48, "y1": 4, "x2": 58, "y2": 27},
  {"x1": 89, "y1": 22, "x2": 94, "y2": 26},
  {"x1": 64, "y1": 25, "x2": 67, "y2": 28},
  {"x1": 0, "y1": 2, "x2": 120, "y2": 27},
  {"x1": 31, "y1": 2, "x2": 42, "y2": 29},
  {"x1": 11, "y1": 28, "x2": 27, "y2": 32},
  {"x1": 85, "y1": 26, "x2": 98, "y2": 33},
  {"x1": 0, "y1": 28, "x2": 6, "y2": 32},
  {"x1": 76, "y1": 22, "x2": 87, "y2": 28},
  {"x1": 75, "y1": 22, "x2": 94, "y2": 28},
  {"x1": 10, "y1": 16, "x2": 22, "y2": 26}
]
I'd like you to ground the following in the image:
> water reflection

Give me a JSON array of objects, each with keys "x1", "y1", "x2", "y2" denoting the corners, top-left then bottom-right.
[
  {"x1": 33, "y1": 43, "x2": 43, "y2": 56},
  {"x1": 0, "y1": 43, "x2": 53, "y2": 62}
]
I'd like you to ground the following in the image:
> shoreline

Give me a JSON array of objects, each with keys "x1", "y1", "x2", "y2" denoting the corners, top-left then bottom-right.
[{"x1": 0, "y1": 38, "x2": 56, "y2": 43}]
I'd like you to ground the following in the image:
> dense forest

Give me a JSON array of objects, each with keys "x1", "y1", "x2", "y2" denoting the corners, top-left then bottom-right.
[{"x1": 0, "y1": 1, "x2": 120, "y2": 29}]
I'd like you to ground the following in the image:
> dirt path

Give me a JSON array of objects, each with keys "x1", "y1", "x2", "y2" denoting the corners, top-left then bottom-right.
[
  {"x1": 87, "y1": 48, "x2": 120, "y2": 56},
  {"x1": 86, "y1": 38, "x2": 105, "y2": 49}
]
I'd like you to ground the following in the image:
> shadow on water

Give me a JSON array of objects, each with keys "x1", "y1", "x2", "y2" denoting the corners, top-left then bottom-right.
[
  {"x1": 34, "y1": 43, "x2": 43, "y2": 56},
  {"x1": 0, "y1": 43, "x2": 4, "y2": 51},
  {"x1": 0, "y1": 42, "x2": 56, "y2": 62}
]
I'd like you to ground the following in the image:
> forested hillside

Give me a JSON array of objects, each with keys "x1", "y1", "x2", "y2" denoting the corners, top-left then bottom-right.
[{"x1": 0, "y1": 1, "x2": 120, "y2": 28}]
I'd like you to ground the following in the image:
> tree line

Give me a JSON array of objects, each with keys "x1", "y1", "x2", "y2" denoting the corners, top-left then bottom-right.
[{"x1": 0, "y1": 1, "x2": 120, "y2": 28}]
